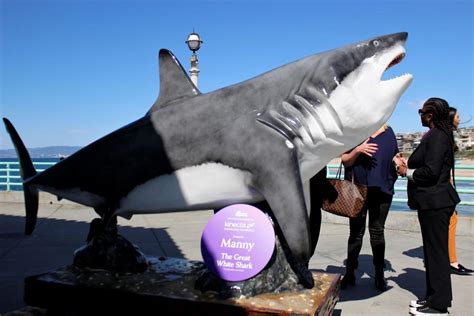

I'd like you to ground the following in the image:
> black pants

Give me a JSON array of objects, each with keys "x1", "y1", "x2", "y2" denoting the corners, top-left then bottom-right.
[
  {"x1": 418, "y1": 207, "x2": 454, "y2": 311},
  {"x1": 346, "y1": 188, "x2": 392, "y2": 270}
]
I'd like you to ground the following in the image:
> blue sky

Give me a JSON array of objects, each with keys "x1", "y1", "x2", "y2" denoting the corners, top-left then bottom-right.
[{"x1": 1, "y1": 0, "x2": 472, "y2": 149}]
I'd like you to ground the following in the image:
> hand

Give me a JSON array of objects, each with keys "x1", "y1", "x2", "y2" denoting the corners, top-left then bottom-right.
[
  {"x1": 392, "y1": 154, "x2": 407, "y2": 176},
  {"x1": 357, "y1": 139, "x2": 378, "y2": 157},
  {"x1": 397, "y1": 164, "x2": 407, "y2": 177},
  {"x1": 393, "y1": 153, "x2": 407, "y2": 166},
  {"x1": 394, "y1": 152, "x2": 403, "y2": 160}
]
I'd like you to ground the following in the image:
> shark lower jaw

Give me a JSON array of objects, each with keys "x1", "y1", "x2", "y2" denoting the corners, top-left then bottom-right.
[
  {"x1": 376, "y1": 61, "x2": 413, "y2": 121},
  {"x1": 379, "y1": 72, "x2": 413, "y2": 104}
]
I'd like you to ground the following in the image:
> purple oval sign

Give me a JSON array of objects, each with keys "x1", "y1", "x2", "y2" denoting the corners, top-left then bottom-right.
[{"x1": 201, "y1": 204, "x2": 276, "y2": 281}]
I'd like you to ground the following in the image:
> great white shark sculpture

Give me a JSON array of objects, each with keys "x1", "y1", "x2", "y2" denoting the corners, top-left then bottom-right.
[{"x1": 4, "y1": 32, "x2": 412, "y2": 288}]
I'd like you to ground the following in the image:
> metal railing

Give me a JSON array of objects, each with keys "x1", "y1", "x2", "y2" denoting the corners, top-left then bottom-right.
[
  {"x1": 0, "y1": 161, "x2": 55, "y2": 191},
  {"x1": 326, "y1": 164, "x2": 474, "y2": 206},
  {"x1": 0, "y1": 160, "x2": 473, "y2": 206}
]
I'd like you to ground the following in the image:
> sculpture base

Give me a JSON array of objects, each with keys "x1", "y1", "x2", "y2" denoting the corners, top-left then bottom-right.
[{"x1": 24, "y1": 257, "x2": 340, "y2": 316}]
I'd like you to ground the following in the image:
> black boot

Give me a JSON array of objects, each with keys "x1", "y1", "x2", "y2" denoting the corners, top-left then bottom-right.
[
  {"x1": 374, "y1": 267, "x2": 387, "y2": 291},
  {"x1": 340, "y1": 268, "x2": 355, "y2": 289}
]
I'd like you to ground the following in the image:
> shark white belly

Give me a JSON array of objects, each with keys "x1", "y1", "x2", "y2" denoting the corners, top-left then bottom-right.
[{"x1": 116, "y1": 163, "x2": 263, "y2": 216}]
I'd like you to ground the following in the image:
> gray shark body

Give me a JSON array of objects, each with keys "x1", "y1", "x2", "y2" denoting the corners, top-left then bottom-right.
[{"x1": 4, "y1": 33, "x2": 412, "y2": 278}]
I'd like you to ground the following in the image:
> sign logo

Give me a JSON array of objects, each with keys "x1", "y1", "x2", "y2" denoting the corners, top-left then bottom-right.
[{"x1": 201, "y1": 204, "x2": 276, "y2": 281}]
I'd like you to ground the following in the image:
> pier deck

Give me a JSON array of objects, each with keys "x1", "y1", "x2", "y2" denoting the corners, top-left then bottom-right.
[{"x1": 0, "y1": 194, "x2": 472, "y2": 315}]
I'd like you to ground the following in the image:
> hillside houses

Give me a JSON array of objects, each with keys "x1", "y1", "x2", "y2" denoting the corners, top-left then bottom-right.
[{"x1": 396, "y1": 126, "x2": 474, "y2": 153}]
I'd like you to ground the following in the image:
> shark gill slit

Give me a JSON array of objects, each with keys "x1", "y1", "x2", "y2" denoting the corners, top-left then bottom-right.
[
  {"x1": 294, "y1": 94, "x2": 326, "y2": 143},
  {"x1": 281, "y1": 101, "x2": 315, "y2": 144},
  {"x1": 306, "y1": 87, "x2": 344, "y2": 135},
  {"x1": 269, "y1": 110, "x2": 300, "y2": 140},
  {"x1": 262, "y1": 110, "x2": 298, "y2": 140}
]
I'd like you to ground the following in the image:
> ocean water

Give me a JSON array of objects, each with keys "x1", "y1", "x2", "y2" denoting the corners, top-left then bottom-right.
[
  {"x1": 1, "y1": 158, "x2": 472, "y2": 216},
  {"x1": 393, "y1": 178, "x2": 473, "y2": 215}
]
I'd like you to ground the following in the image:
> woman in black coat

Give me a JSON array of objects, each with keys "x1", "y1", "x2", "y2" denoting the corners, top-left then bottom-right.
[{"x1": 395, "y1": 97, "x2": 460, "y2": 315}]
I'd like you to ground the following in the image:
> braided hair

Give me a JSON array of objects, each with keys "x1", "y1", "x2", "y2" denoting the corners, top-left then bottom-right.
[
  {"x1": 423, "y1": 97, "x2": 456, "y2": 186},
  {"x1": 423, "y1": 97, "x2": 455, "y2": 149}
]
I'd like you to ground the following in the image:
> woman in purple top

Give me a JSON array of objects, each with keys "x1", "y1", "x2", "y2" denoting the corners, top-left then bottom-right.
[{"x1": 340, "y1": 124, "x2": 399, "y2": 292}]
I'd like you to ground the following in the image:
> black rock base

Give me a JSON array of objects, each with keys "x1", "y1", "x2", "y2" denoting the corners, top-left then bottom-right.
[{"x1": 73, "y1": 218, "x2": 148, "y2": 273}]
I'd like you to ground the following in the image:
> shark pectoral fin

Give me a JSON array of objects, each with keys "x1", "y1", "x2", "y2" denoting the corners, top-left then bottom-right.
[
  {"x1": 147, "y1": 49, "x2": 201, "y2": 114},
  {"x1": 254, "y1": 150, "x2": 313, "y2": 288}
]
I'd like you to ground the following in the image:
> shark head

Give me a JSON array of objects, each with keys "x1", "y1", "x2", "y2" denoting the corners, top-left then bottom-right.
[
  {"x1": 258, "y1": 32, "x2": 413, "y2": 180},
  {"x1": 323, "y1": 32, "x2": 413, "y2": 141}
]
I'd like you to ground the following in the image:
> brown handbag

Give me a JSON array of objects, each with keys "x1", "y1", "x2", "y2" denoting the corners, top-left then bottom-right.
[{"x1": 322, "y1": 164, "x2": 367, "y2": 218}]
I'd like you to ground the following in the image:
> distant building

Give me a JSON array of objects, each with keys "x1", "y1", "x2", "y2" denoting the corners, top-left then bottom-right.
[
  {"x1": 396, "y1": 126, "x2": 474, "y2": 153},
  {"x1": 455, "y1": 127, "x2": 474, "y2": 150}
]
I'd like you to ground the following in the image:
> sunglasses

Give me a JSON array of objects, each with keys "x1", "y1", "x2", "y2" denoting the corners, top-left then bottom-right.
[{"x1": 418, "y1": 109, "x2": 431, "y2": 116}]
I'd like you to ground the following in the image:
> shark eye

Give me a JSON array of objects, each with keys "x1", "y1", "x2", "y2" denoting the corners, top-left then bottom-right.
[{"x1": 373, "y1": 40, "x2": 380, "y2": 47}]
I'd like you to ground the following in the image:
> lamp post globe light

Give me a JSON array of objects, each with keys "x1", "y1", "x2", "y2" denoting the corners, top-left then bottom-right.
[{"x1": 185, "y1": 31, "x2": 203, "y2": 87}]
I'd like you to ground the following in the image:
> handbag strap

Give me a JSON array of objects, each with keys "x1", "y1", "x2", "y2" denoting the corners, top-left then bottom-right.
[
  {"x1": 336, "y1": 162, "x2": 343, "y2": 180},
  {"x1": 337, "y1": 161, "x2": 355, "y2": 183}
]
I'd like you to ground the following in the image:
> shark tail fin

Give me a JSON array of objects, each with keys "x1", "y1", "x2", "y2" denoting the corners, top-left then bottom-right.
[
  {"x1": 147, "y1": 49, "x2": 201, "y2": 114},
  {"x1": 3, "y1": 118, "x2": 39, "y2": 235}
]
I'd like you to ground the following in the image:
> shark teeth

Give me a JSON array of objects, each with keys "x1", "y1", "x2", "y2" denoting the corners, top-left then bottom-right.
[
  {"x1": 382, "y1": 49, "x2": 410, "y2": 82},
  {"x1": 386, "y1": 53, "x2": 405, "y2": 71},
  {"x1": 384, "y1": 73, "x2": 412, "y2": 82}
]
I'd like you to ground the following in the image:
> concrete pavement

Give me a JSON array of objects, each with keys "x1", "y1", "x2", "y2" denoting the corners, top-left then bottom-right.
[{"x1": 0, "y1": 195, "x2": 473, "y2": 315}]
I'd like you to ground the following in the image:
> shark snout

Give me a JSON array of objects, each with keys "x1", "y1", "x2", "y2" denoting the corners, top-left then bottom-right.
[{"x1": 377, "y1": 32, "x2": 408, "y2": 46}]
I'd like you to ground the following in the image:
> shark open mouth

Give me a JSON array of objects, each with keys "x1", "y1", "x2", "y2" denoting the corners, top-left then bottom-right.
[
  {"x1": 386, "y1": 53, "x2": 405, "y2": 71},
  {"x1": 381, "y1": 50, "x2": 412, "y2": 84}
]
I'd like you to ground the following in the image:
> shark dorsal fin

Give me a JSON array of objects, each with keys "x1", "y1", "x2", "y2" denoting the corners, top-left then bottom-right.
[{"x1": 147, "y1": 49, "x2": 201, "y2": 114}]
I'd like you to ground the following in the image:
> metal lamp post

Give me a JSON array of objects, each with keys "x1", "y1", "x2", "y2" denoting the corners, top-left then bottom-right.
[{"x1": 185, "y1": 31, "x2": 203, "y2": 87}]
